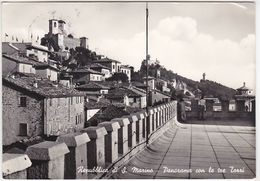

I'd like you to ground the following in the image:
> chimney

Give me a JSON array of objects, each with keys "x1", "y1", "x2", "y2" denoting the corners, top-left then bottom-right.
[{"x1": 243, "y1": 82, "x2": 246, "y2": 87}]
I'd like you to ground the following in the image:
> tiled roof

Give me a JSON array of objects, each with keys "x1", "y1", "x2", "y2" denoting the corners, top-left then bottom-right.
[
  {"x1": 76, "y1": 82, "x2": 109, "y2": 90},
  {"x1": 90, "y1": 63, "x2": 111, "y2": 70},
  {"x1": 87, "y1": 105, "x2": 129, "y2": 125},
  {"x1": 71, "y1": 67, "x2": 104, "y2": 75},
  {"x1": 3, "y1": 54, "x2": 58, "y2": 72},
  {"x1": 2, "y1": 54, "x2": 38, "y2": 65},
  {"x1": 93, "y1": 57, "x2": 121, "y2": 63},
  {"x1": 152, "y1": 89, "x2": 171, "y2": 97},
  {"x1": 106, "y1": 87, "x2": 141, "y2": 99},
  {"x1": 132, "y1": 81, "x2": 147, "y2": 86},
  {"x1": 34, "y1": 63, "x2": 60, "y2": 72},
  {"x1": 85, "y1": 101, "x2": 111, "y2": 109},
  {"x1": 7, "y1": 42, "x2": 31, "y2": 53},
  {"x1": 125, "y1": 86, "x2": 147, "y2": 97},
  {"x1": 3, "y1": 73, "x2": 84, "y2": 98},
  {"x1": 27, "y1": 45, "x2": 51, "y2": 53}
]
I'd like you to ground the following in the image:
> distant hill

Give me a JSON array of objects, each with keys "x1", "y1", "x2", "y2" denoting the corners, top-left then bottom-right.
[{"x1": 138, "y1": 60, "x2": 236, "y2": 101}]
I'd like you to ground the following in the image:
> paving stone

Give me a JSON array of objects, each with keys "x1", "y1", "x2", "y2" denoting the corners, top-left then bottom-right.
[
  {"x1": 223, "y1": 174, "x2": 255, "y2": 179},
  {"x1": 110, "y1": 119, "x2": 255, "y2": 179},
  {"x1": 190, "y1": 172, "x2": 224, "y2": 179}
]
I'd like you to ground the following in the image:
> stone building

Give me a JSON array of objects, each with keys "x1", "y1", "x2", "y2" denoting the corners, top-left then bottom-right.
[
  {"x1": 106, "y1": 87, "x2": 144, "y2": 108},
  {"x1": 149, "y1": 89, "x2": 171, "y2": 106},
  {"x1": 2, "y1": 54, "x2": 59, "y2": 82},
  {"x1": 2, "y1": 74, "x2": 85, "y2": 146},
  {"x1": 70, "y1": 67, "x2": 105, "y2": 84},
  {"x1": 120, "y1": 65, "x2": 131, "y2": 82},
  {"x1": 2, "y1": 54, "x2": 36, "y2": 77},
  {"x1": 93, "y1": 57, "x2": 121, "y2": 74},
  {"x1": 234, "y1": 82, "x2": 255, "y2": 112},
  {"x1": 89, "y1": 63, "x2": 112, "y2": 79},
  {"x1": 2, "y1": 42, "x2": 52, "y2": 63},
  {"x1": 76, "y1": 82, "x2": 109, "y2": 95},
  {"x1": 42, "y1": 19, "x2": 88, "y2": 52}
]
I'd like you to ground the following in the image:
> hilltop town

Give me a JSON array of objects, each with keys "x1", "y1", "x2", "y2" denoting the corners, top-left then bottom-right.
[{"x1": 2, "y1": 19, "x2": 255, "y2": 150}]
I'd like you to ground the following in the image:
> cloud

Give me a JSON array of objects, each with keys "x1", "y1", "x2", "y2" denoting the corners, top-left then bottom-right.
[
  {"x1": 157, "y1": 16, "x2": 198, "y2": 41},
  {"x1": 91, "y1": 16, "x2": 255, "y2": 90}
]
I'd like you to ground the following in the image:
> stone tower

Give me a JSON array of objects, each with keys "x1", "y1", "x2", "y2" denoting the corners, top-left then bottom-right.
[
  {"x1": 203, "y1": 73, "x2": 206, "y2": 81},
  {"x1": 49, "y1": 19, "x2": 59, "y2": 34}
]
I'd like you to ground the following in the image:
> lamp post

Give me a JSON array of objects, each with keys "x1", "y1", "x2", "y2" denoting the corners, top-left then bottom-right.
[{"x1": 145, "y1": 2, "x2": 150, "y2": 145}]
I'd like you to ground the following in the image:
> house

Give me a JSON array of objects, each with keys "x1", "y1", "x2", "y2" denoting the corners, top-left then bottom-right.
[
  {"x1": 84, "y1": 101, "x2": 110, "y2": 123},
  {"x1": 149, "y1": 89, "x2": 171, "y2": 106},
  {"x1": 2, "y1": 42, "x2": 30, "y2": 56},
  {"x1": 2, "y1": 42, "x2": 52, "y2": 63},
  {"x1": 106, "y1": 87, "x2": 144, "y2": 108},
  {"x1": 143, "y1": 76, "x2": 156, "y2": 90},
  {"x1": 76, "y1": 82, "x2": 109, "y2": 95},
  {"x1": 26, "y1": 43, "x2": 51, "y2": 63},
  {"x1": 89, "y1": 63, "x2": 111, "y2": 79},
  {"x1": 125, "y1": 85, "x2": 147, "y2": 108},
  {"x1": 2, "y1": 74, "x2": 85, "y2": 146},
  {"x1": 34, "y1": 63, "x2": 59, "y2": 82},
  {"x1": 2, "y1": 54, "x2": 36, "y2": 76},
  {"x1": 86, "y1": 105, "x2": 129, "y2": 127},
  {"x1": 59, "y1": 72, "x2": 73, "y2": 87},
  {"x1": 234, "y1": 82, "x2": 255, "y2": 112},
  {"x1": 93, "y1": 57, "x2": 121, "y2": 74},
  {"x1": 2, "y1": 54, "x2": 59, "y2": 82},
  {"x1": 70, "y1": 67, "x2": 105, "y2": 84},
  {"x1": 120, "y1": 65, "x2": 131, "y2": 82}
]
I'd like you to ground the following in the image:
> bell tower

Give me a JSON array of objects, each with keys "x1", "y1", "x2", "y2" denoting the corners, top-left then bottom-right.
[{"x1": 49, "y1": 19, "x2": 59, "y2": 34}]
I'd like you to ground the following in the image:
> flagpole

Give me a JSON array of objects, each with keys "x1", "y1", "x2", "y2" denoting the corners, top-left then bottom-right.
[{"x1": 145, "y1": 2, "x2": 150, "y2": 145}]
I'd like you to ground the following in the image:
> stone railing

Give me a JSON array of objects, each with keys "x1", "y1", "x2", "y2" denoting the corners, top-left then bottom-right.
[
  {"x1": 2, "y1": 101, "x2": 177, "y2": 179},
  {"x1": 186, "y1": 99, "x2": 255, "y2": 120}
]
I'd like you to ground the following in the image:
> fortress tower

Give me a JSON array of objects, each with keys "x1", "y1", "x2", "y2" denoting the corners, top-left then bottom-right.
[{"x1": 49, "y1": 19, "x2": 59, "y2": 34}]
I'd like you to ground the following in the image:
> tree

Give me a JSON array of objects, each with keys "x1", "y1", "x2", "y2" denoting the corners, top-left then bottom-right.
[{"x1": 106, "y1": 72, "x2": 129, "y2": 83}]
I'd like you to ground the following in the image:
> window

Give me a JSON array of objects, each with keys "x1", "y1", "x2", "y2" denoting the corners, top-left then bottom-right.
[
  {"x1": 134, "y1": 98, "x2": 137, "y2": 103},
  {"x1": 54, "y1": 22, "x2": 57, "y2": 27},
  {"x1": 49, "y1": 98, "x2": 53, "y2": 106},
  {"x1": 34, "y1": 50, "x2": 38, "y2": 53},
  {"x1": 20, "y1": 97, "x2": 27, "y2": 107},
  {"x1": 113, "y1": 65, "x2": 115, "y2": 69},
  {"x1": 19, "y1": 123, "x2": 27, "y2": 136},
  {"x1": 43, "y1": 52, "x2": 46, "y2": 55}
]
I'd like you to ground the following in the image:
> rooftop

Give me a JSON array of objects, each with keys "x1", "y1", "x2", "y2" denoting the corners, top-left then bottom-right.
[
  {"x1": 106, "y1": 87, "x2": 142, "y2": 99},
  {"x1": 87, "y1": 105, "x2": 129, "y2": 126},
  {"x1": 76, "y1": 82, "x2": 109, "y2": 90},
  {"x1": 2, "y1": 54, "x2": 38, "y2": 66},
  {"x1": 3, "y1": 73, "x2": 84, "y2": 98},
  {"x1": 89, "y1": 63, "x2": 111, "y2": 70},
  {"x1": 71, "y1": 67, "x2": 104, "y2": 75},
  {"x1": 2, "y1": 42, "x2": 31, "y2": 55},
  {"x1": 93, "y1": 57, "x2": 121, "y2": 64}
]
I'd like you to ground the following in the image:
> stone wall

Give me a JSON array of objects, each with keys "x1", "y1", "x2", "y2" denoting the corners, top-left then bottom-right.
[
  {"x1": 63, "y1": 37, "x2": 80, "y2": 50},
  {"x1": 186, "y1": 99, "x2": 255, "y2": 120},
  {"x1": 45, "y1": 96, "x2": 85, "y2": 136},
  {"x1": 2, "y1": 85, "x2": 44, "y2": 145},
  {"x1": 2, "y1": 101, "x2": 177, "y2": 179}
]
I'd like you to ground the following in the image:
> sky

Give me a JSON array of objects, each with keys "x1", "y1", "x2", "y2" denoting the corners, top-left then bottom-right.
[{"x1": 2, "y1": 1, "x2": 256, "y2": 90}]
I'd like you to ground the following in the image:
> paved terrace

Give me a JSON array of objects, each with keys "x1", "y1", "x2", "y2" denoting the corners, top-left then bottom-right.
[{"x1": 111, "y1": 119, "x2": 255, "y2": 179}]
